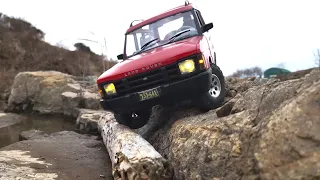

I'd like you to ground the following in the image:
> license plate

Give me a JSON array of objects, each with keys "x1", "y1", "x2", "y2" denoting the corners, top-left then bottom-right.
[{"x1": 138, "y1": 87, "x2": 160, "y2": 101}]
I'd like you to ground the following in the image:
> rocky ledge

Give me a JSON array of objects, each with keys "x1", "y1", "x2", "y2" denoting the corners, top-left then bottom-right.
[
  {"x1": 74, "y1": 68, "x2": 320, "y2": 179},
  {"x1": 1, "y1": 68, "x2": 319, "y2": 180},
  {"x1": 148, "y1": 68, "x2": 320, "y2": 179}
]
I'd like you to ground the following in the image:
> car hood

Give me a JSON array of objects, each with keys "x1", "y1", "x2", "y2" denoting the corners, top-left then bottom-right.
[{"x1": 97, "y1": 36, "x2": 203, "y2": 84}]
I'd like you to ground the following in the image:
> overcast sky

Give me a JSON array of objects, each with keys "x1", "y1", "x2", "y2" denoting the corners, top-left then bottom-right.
[{"x1": 1, "y1": 0, "x2": 320, "y2": 75}]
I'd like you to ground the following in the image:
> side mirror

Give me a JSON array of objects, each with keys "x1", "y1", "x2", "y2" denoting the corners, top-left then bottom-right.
[
  {"x1": 117, "y1": 54, "x2": 124, "y2": 60},
  {"x1": 202, "y1": 23, "x2": 213, "y2": 33}
]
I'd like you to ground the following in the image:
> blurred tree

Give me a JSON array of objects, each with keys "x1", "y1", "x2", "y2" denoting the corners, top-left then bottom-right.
[
  {"x1": 313, "y1": 48, "x2": 320, "y2": 68},
  {"x1": 74, "y1": 42, "x2": 92, "y2": 54},
  {"x1": 230, "y1": 66, "x2": 263, "y2": 78}
]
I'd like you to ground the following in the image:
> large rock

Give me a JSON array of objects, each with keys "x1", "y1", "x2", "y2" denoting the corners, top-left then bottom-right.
[
  {"x1": 224, "y1": 76, "x2": 274, "y2": 98},
  {"x1": 6, "y1": 71, "x2": 101, "y2": 117},
  {"x1": 76, "y1": 109, "x2": 108, "y2": 134},
  {"x1": 148, "y1": 68, "x2": 320, "y2": 180},
  {"x1": 61, "y1": 91, "x2": 83, "y2": 117},
  {"x1": 82, "y1": 91, "x2": 100, "y2": 110},
  {"x1": 4, "y1": 68, "x2": 319, "y2": 180},
  {"x1": 6, "y1": 71, "x2": 81, "y2": 114},
  {"x1": 249, "y1": 72, "x2": 320, "y2": 179}
]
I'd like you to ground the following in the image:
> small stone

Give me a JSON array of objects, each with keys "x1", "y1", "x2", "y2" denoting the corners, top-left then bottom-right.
[
  {"x1": 228, "y1": 90, "x2": 237, "y2": 97},
  {"x1": 99, "y1": 174, "x2": 105, "y2": 178},
  {"x1": 216, "y1": 100, "x2": 236, "y2": 117},
  {"x1": 19, "y1": 129, "x2": 48, "y2": 140},
  {"x1": 248, "y1": 77, "x2": 256, "y2": 81}
]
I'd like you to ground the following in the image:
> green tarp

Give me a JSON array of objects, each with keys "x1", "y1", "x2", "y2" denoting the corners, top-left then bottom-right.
[{"x1": 263, "y1": 67, "x2": 291, "y2": 78}]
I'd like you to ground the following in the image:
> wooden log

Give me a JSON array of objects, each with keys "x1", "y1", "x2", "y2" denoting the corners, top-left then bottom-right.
[{"x1": 98, "y1": 112, "x2": 172, "y2": 180}]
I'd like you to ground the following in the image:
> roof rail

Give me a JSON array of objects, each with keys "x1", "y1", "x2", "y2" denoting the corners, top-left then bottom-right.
[
  {"x1": 185, "y1": 0, "x2": 190, "y2": 6},
  {"x1": 129, "y1": 20, "x2": 144, "y2": 27}
]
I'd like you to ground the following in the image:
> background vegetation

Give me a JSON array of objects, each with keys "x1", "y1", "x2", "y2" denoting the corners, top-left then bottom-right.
[{"x1": 0, "y1": 13, "x2": 117, "y2": 93}]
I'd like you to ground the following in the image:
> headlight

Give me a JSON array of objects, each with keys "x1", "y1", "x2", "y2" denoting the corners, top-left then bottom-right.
[
  {"x1": 178, "y1": 59, "x2": 195, "y2": 74},
  {"x1": 104, "y1": 83, "x2": 117, "y2": 95}
]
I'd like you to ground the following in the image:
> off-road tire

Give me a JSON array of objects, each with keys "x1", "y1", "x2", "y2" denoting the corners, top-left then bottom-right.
[
  {"x1": 114, "y1": 108, "x2": 152, "y2": 129},
  {"x1": 195, "y1": 64, "x2": 226, "y2": 112}
]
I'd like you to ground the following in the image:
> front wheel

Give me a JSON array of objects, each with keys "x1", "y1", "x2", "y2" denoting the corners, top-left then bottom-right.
[
  {"x1": 194, "y1": 64, "x2": 226, "y2": 112},
  {"x1": 114, "y1": 108, "x2": 152, "y2": 129}
]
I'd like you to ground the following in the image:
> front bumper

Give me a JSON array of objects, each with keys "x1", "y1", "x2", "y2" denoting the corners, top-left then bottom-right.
[{"x1": 100, "y1": 68, "x2": 212, "y2": 113}]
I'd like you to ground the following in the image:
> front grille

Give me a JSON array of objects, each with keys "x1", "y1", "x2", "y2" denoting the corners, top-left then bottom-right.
[
  {"x1": 101, "y1": 54, "x2": 201, "y2": 99},
  {"x1": 112, "y1": 62, "x2": 182, "y2": 98}
]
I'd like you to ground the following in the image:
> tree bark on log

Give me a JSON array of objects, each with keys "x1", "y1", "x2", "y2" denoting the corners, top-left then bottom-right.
[{"x1": 98, "y1": 112, "x2": 172, "y2": 180}]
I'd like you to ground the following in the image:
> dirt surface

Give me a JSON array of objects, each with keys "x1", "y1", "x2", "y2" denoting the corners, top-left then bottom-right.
[{"x1": 0, "y1": 131, "x2": 113, "y2": 180}]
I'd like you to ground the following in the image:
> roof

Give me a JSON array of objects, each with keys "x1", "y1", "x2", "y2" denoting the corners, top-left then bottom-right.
[{"x1": 125, "y1": 3, "x2": 194, "y2": 34}]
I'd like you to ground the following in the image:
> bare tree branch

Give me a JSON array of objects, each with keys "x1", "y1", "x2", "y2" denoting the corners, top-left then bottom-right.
[{"x1": 229, "y1": 66, "x2": 263, "y2": 78}]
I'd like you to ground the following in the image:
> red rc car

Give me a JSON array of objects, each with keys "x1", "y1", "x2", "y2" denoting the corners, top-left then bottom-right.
[{"x1": 97, "y1": 1, "x2": 226, "y2": 129}]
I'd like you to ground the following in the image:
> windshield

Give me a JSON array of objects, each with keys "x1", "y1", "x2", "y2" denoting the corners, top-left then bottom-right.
[{"x1": 125, "y1": 10, "x2": 199, "y2": 58}]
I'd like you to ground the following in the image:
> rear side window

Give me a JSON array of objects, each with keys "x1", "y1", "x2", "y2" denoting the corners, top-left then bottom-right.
[{"x1": 195, "y1": 10, "x2": 205, "y2": 26}]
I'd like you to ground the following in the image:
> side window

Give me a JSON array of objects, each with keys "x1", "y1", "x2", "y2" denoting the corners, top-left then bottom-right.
[
  {"x1": 126, "y1": 32, "x2": 143, "y2": 55},
  {"x1": 126, "y1": 34, "x2": 137, "y2": 56},
  {"x1": 195, "y1": 10, "x2": 205, "y2": 26}
]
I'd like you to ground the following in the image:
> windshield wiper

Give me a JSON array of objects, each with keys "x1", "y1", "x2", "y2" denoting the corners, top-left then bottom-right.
[
  {"x1": 140, "y1": 38, "x2": 159, "y2": 51},
  {"x1": 131, "y1": 38, "x2": 159, "y2": 56},
  {"x1": 168, "y1": 29, "x2": 190, "y2": 43}
]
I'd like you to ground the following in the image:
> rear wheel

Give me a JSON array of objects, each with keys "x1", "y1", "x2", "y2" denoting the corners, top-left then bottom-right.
[
  {"x1": 195, "y1": 64, "x2": 226, "y2": 112},
  {"x1": 114, "y1": 108, "x2": 152, "y2": 129}
]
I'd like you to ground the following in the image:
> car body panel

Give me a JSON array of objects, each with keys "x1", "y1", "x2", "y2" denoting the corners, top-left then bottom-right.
[
  {"x1": 96, "y1": 3, "x2": 218, "y2": 114},
  {"x1": 97, "y1": 35, "x2": 203, "y2": 84}
]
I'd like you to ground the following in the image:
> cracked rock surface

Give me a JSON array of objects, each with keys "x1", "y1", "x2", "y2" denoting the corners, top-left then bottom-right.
[
  {"x1": 2, "y1": 68, "x2": 319, "y2": 180},
  {"x1": 147, "y1": 68, "x2": 320, "y2": 180}
]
